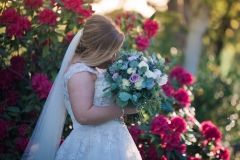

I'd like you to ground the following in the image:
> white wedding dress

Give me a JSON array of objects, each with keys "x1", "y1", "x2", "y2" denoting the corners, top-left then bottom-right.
[{"x1": 55, "y1": 63, "x2": 142, "y2": 160}]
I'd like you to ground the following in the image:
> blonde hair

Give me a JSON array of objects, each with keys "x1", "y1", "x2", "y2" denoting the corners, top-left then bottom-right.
[{"x1": 72, "y1": 14, "x2": 124, "y2": 67}]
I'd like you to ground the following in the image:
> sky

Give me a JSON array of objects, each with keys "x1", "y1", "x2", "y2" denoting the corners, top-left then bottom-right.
[{"x1": 91, "y1": 0, "x2": 168, "y2": 18}]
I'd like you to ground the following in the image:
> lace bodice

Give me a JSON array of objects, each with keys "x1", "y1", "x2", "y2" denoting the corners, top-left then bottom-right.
[{"x1": 62, "y1": 63, "x2": 115, "y2": 128}]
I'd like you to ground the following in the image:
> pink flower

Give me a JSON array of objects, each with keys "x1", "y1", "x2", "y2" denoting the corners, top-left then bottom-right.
[
  {"x1": 19, "y1": 17, "x2": 31, "y2": 31},
  {"x1": 218, "y1": 148, "x2": 230, "y2": 160},
  {"x1": 78, "y1": 8, "x2": 93, "y2": 18},
  {"x1": 62, "y1": 0, "x2": 83, "y2": 12},
  {"x1": 10, "y1": 55, "x2": 26, "y2": 67},
  {"x1": 31, "y1": 73, "x2": 53, "y2": 99},
  {"x1": 15, "y1": 138, "x2": 29, "y2": 152},
  {"x1": 18, "y1": 124, "x2": 29, "y2": 137},
  {"x1": 147, "y1": 146, "x2": 166, "y2": 160},
  {"x1": 161, "y1": 132, "x2": 181, "y2": 151},
  {"x1": 150, "y1": 115, "x2": 169, "y2": 135},
  {"x1": 5, "y1": 90, "x2": 19, "y2": 106},
  {"x1": 24, "y1": 0, "x2": 43, "y2": 9},
  {"x1": 201, "y1": 121, "x2": 222, "y2": 142},
  {"x1": 170, "y1": 116, "x2": 187, "y2": 133},
  {"x1": 9, "y1": 64, "x2": 24, "y2": 80},
  {"x1": 128, "y1": 125, "x2": 143, "y2": 142},
  {"x1": 7, "y1": 22, "x2": 24, "y2": 38},
  {"x1": 38, "y1": 9, "x2": 57, "y2": 26},
  {"x1": 0, "y1": 8, "x2": 19, "y2": 26},
  {"x1": 0, "y1": 120, "x2": 11, "y2": 141},
  {"x1": 174, "y1": 88, "x2": 191, "y2": 107},
  {"x1": 143, "y1": 20, "x2": 159, "y2": 37},
  {"x1": 204, "y1": 126, "x2": 222, "y2": 142},
  {"x1": 60, "y1": 138, "x2": 64, "y2": 146},
  {"x1": 0, "y1": 69, "x2": 14, "y2": 90},
  {"x1": 176, "y1": 144, "x2": 186, "y2": 154},
  {"x1": 170, "y1": 66, "x2": 194, "y2": 86},
  {"x1": 66, "y1": 33, "x2": 74, "y2": 44},
  {"x1": 162, "y1": 81, "x2": 174, "y2": 97},
  {"x1": 136, "y1": 35, "x2": 150, "y2": 51}
]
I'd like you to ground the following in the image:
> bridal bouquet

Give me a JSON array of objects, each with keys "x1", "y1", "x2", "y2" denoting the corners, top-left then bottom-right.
[{"x1": 104, "y1": 50, "x2": 168, "y2": 123}]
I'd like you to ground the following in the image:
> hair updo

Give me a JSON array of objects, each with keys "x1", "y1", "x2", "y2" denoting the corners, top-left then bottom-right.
[{"x1": 73, "y1": 14, "x2": 124, "y2": 67}]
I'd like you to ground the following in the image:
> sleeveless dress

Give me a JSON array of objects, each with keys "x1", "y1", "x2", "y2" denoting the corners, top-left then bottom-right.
[{"x1": 55, "y1": 63, "x2": 142, "y2": 160}]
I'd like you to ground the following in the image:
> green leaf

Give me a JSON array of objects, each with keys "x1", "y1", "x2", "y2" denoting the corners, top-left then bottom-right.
[
  {"x1": 43, "y1": 45, "x2": 49, "y2": 57},
  {"x1": 39, "y1": 34, "x2": 48, "y2": 44},
  {"x1": 24, "y1": 103, "x2": 35, "y2": 112},
  {"x1": 119, "y1": 92, "x2": 132, "y2": 101},
  {"x1": 132, "y1": 95, "x2": 138, "y2": 102},
  {"x1": 25, "y1": 85, "x2": 32, "y2": 90},
  {"x1": 166, "y1": 151, "x2": 171, "y2": 159},
  {"x1": 51, "y1": 69, "x2": 58, "y2": 78},
  {"x1": 149, "y1": 12, "x2": 156, "y2": 20},
  {"x1": 157, "y1": 148, "x2": 164, "y2": 157},
  {"x1": 1, "y1": 112, "x2": 12, "y2": 120},
  {"x1": 138, "y1": 125, "x2": 150, "y2": 131},
  {"x1": 140, "y1": 66, "x2": 147, "y2": 73},
  {"x1": 116, "y1": 97, "x2": 128, "y2": 107},
  {"x1": 111, "y1": 83, "x2": 117, "y2": 90},
  {"x1": 6, "y1": 107, "x2": 20, "y2": 113},
  {"x1": 104, "y1": 91, "x2": 112, "y2": 98},
  {"x1": 0, "y1": 47, "x2": 7, "y2": 57}
]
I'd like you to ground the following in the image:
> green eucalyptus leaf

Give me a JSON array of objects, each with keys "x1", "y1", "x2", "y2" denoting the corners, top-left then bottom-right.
[
  {"x1": 140, "y1": 66, "x2": 147, "y2": 73},
  {"x1": 104, "y1": 91, "x2": 112, "y2": 98},
  {"x1": 116, "y1": 97, "x2": 128, "y2": 107},
  {"x1": 119, "y1": 92, "x2": 132, "y2": 101}
]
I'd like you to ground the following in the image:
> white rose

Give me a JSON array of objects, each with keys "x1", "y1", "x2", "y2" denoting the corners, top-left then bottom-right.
[
  {"x1": 156, "y1": 74, "x2": 168, "y2": 85},
  {"x1": 127, "y1": 68, "x2": 136, "y2": 74},
  {"x1": 134, "y1": 78, "x2": 144, "y2": 90},
  {"x1": 117, "y1": 60, "x2": 123, "y2": 63},
  {"x1": 153, "y1": 69, "x2": 162, "y2": 79},
  {"x1": 138, "y1": 61, "x2": 149, "y2": 70},
  {"x1": 122, "y1": 78, "x2": 130, "y2": 89},
  {"x1": 145, "y1": 70, "x2": 157, "y2": 79}
]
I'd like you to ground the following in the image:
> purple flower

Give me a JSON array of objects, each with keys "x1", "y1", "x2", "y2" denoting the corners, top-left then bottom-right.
[
  {"x1": 112, "y1": 73, "x2": 119, "y2": 79},
  {"x1": 128, "y1": 56, "x2": 137, "y2": 61},
  {"x1": 129, "y1": 74, "x2": 140, "y2": 83}
]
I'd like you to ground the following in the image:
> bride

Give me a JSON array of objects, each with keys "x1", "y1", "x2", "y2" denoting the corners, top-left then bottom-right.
[{"x1": 22, "y1": 14, "x2": 142, "y2": 160}]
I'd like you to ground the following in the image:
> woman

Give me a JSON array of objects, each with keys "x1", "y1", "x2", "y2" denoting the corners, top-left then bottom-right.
[{"x1": 22, "y1": 15, "x2": 142, "y2": 160}]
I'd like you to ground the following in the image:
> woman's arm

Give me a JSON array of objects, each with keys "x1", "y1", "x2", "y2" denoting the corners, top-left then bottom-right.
[{"x1": 68, "y1": 71, "x2": 138, "y2": 125}]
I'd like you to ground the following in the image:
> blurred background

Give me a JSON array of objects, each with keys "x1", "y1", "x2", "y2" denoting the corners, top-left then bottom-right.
[{"x1": 89, "y1": 0, "x2": 240, "y2": 158}]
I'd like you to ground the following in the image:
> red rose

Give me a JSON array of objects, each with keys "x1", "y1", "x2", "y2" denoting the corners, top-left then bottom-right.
[
  {"x1": 62, "y1": 0, "x2": 83, "y2": 13},
  {"x1": 170, "y1": 66, "x2": 194, "y2": 86}
]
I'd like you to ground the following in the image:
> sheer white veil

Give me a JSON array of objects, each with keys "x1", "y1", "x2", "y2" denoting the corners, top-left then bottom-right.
[{"x1": 22, "y1": 29, "x2": 84, "y2": 160}]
